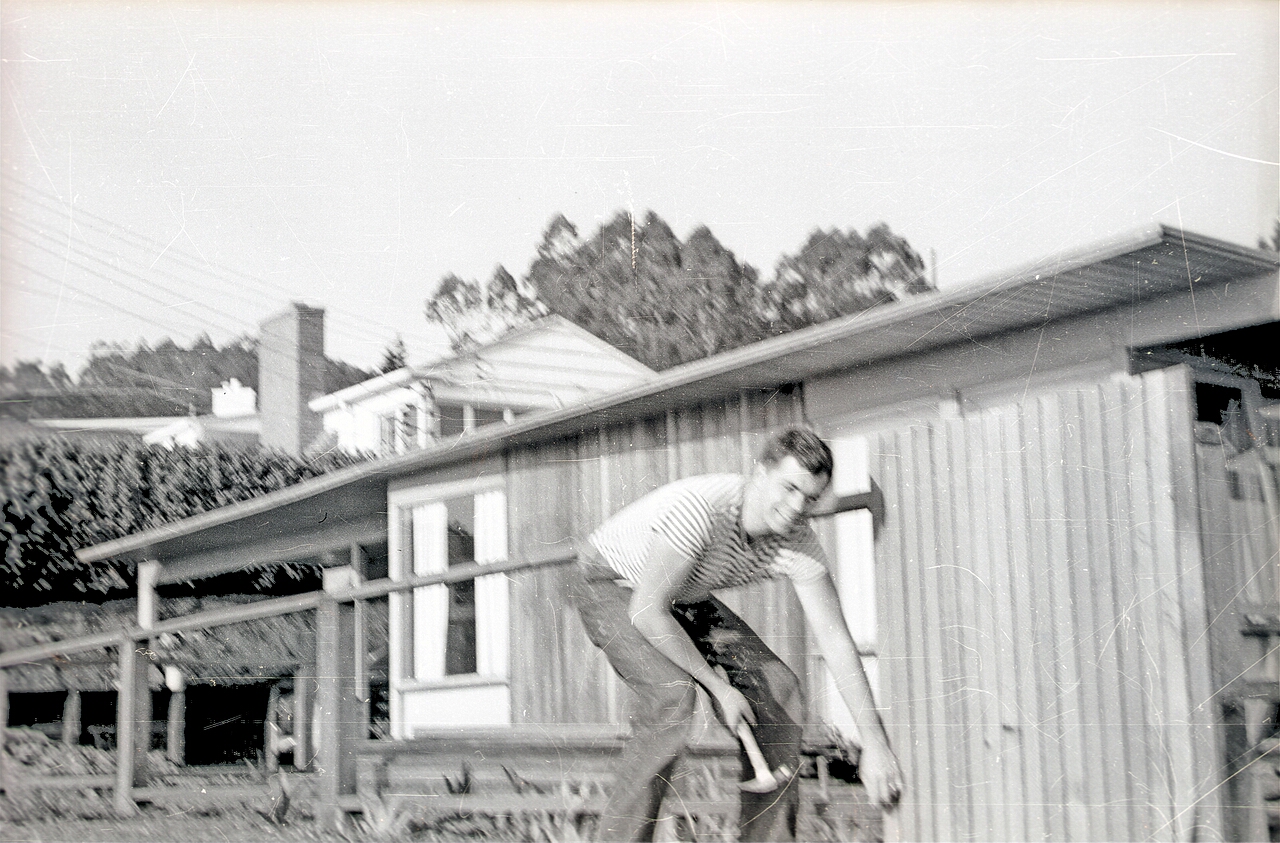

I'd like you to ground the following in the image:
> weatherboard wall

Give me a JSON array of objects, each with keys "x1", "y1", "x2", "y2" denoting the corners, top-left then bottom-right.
[
  {"x1": 503, "y1": 388, "x2": 809, "y2": 730},
  {"x1": 860, "y1": 365, "x2": 1223, "y2": 843}
]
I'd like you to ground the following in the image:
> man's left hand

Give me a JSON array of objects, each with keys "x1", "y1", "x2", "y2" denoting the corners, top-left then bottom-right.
[{"x1": 858, "y1": 740, "x2": 903, "y2": 808}]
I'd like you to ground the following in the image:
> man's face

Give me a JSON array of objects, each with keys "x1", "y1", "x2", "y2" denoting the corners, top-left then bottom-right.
[{"x1": 749, "y1": 455, "x2": 830, "y2": 536}]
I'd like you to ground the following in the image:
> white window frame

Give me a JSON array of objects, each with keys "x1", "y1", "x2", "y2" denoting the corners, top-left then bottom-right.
[
  {"x1": 813, "y1": 435, "x2": 879, "y2": 743},
  {"x1": 387, "y1": 476, "x2": 509, "y2": 735}
]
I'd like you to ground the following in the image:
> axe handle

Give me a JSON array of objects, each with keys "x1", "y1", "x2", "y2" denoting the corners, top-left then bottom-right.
[{"x1": 736, "y1": 722, "x2": 775, "y2": 784}]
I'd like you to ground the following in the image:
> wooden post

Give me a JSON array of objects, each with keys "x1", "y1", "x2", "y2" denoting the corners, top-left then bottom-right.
[
  {"x1": 316, "y1": 570, "x2": 361, "y2": 828},
  {"x1": 293, "y1": 650, "x2": 314, "y2": 771},
  {"x1": 62, "y1": 689, "x2": 82, "y2": 745},
  {"x1": 265, "y1": 682, "x2": 282, "y2": 775},
  {"x1": 137, "y1": 560, "x2": 160, "y2": 630},
  {"x1": 114, "y1": 637, "x2": 151, "y2": 816},
  {"x1": 165, "y1": 666, "x2": 185, "y2": 765},
  {"x1": 1, "y1": 668, "x2": 9, "y2": 796}
]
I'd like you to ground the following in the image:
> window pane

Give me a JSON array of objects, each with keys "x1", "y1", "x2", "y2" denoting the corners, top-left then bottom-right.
[
  {"x1": 438, "y1": 404, "x2": 466, "y2": 438},
  {"x1": 472, "y1": 407, "x2": 506, "y2": 429},
  {"x1": 445, "y1": 495, "x2": 477, "y2": 675}
]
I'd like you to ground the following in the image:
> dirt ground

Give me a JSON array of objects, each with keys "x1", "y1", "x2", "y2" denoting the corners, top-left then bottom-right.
[{"x1": 2, "y1": 728, "x2": 879, "y2": 842}]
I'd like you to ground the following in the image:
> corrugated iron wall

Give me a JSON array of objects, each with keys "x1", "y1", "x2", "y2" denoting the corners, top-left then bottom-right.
[
  {"x1": 874, "y1": 366, "x2": 1222, "y2": 843},
  {"x1": 505, "y1": 388, "x2": 807, "y2": 729}
]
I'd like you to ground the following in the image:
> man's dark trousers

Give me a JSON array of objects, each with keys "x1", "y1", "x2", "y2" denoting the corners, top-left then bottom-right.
[{"x1": 572, "y1": 558, "x2": 804, "y2": 842}]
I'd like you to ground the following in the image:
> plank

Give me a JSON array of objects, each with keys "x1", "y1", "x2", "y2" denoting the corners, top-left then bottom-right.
[
  {"x1": 1099, "y1": 377, "x2": 1154, "y2": 840},
  {"x1": 875, "y1": 429, "x2": 922, "y2": 843},
  {"x1": 1142, "y1": 369, "x2": 1200, "y2": 843},
  {"x1": 1058, "y1": 390, "x2": 1109, "y2": 835},
  {"x1": 1122, "y1": 373, "x2": 1177, "y2": 839},
  {"x1": 1020, "y1": 397, "x2": 1068, "y2": 842},
  {"x1": 964, "y1": 412, "x2": 1008, "y2": 843},
  {"x1": 906, "y1": 429, "x2": 947, "y2": 839},
  {"x1": 925, "y1": 421, "x2": 970, "y2": 838},
  {"x1": 1160, "y1": 368, "x2": 1226, "y2": 842},
  {"x1": 981, "y1": 409, "x2": 1027, "y2": 842},
  {"x1": 1077, "y1": 385, "x2": 1131, "y2": 840},
  {"x1": 1039, "y1": 393, "x2": 1092, "y2": 840}
]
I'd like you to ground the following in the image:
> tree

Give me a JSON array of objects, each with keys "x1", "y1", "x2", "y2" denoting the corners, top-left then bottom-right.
[
  {"x1": 1260, "y1": 218, "x2": 1280, "y2": 252},
  {"x1": 424, "y1": 265, "x2": 546, "y2": 353},
  {"x1": 428, "y1": 211, "x2": 934, "y2": 371},
  {"x1": 528, "y1": 211, "x2": 765, "y2": 370},
  {"x1": 0, "y1": 437, "x2": 367, "y2": 606},
  {"x1": 757, "y1": 223, "x2": 930, "y2": 336},
  {"x1": 3, "y1": 337, "x2": 375, "y2": 421},
  {"x1": 379, "y1": 335, "x2": 408, "y2": 373}
]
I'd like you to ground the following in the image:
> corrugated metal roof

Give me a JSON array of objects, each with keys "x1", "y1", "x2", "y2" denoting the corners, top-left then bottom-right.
[{"x1": 78, "y1": 225, "x2": 1278, "y2": 566}]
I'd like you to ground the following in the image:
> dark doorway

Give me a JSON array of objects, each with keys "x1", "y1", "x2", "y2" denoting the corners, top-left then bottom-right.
[
  {"x1": 183, "y1": 683, "x2": 270, "y2": 765},
  {"x1": 5, "y1": 691, "x2": 66, "y2": 737}
]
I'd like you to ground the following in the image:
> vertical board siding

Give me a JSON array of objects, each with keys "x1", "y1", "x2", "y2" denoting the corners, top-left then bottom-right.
[
  {"x1": 1077, "y1": 386, "x2": 1128, "y2": 842},
  {"x1": 875, "y1": 368, "x2": 1218, "y2": 842},
  {"x1": 983, "y1": 410, "x2": 1028, "y2": 841},
  {"x1": 504, "y1": 388, "x2": 805, "y2": 729}
]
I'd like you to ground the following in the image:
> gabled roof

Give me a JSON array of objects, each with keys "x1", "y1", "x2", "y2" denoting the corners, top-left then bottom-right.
[
  {"x1": 78, "y1": 225, "x2": 1278, "y2": 566},
  {"x1": 308, "y1": 314, "x2": 654, "y2": 412}
]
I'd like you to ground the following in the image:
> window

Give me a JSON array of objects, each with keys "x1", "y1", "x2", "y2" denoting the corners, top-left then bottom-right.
[
  {"x1": 400, "y1": 489, "x2": 508, "y2": 681},
  {"x1": 380, "y1": 404, "x2": 424, "y2": 455},
  {"x1": 812, "y1": 435, "x2": 879, "y2": 741},
  {"x1": 388, "y1": 479, "x2": 510, "y2": 733}
]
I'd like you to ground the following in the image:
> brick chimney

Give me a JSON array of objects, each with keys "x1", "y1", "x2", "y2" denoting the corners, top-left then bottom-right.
[{"x1": 258, "y1": 303, "x2": 325, "y2": 456}]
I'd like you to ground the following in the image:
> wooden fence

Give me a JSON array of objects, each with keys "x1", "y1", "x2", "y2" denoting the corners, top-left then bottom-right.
[
  {"x1": 0, "y1": 484, "x2": 880, "y2": 824},
  {"x1": 871, "y1": 366, "x2": 1264, "y2": 843}
]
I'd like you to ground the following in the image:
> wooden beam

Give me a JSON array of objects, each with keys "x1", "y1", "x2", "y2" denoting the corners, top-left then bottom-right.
[
  {"x1": 294, "y1": 644, "x2": 314, "y2": 771},
  {"x1": 114, "y1": 638, "x2": 151, "y2": 816},
  {"x1": 315, "y1": 594, "x2": 360, "y2": 828},
  {"x1": 62, "y1": 689, "x2": 81, "y2": 746},
  {"x1": 137, "y1": 560, "x2": 160, "y2": 629},
  {"x1": 156, "y1": 515, "x2": 386, "y2": 585},
  {"x1": 0, "y1": 669, "x2": 8, "y2": 796},
  {"x1": 165, "y1": 666, "x2": 185, "y2": 765}
]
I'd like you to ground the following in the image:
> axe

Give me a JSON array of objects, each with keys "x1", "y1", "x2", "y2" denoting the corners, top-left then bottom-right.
[{"x1": 736, "y1": 722, "x2": 792, "y2": 793}]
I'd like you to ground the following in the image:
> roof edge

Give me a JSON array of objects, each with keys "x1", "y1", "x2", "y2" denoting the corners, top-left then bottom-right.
[{"x1": 77, "y1": 225, "x2": 1277, "y2": 564}]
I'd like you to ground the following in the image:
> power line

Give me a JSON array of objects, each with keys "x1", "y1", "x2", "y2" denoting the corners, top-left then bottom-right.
[
  {"x1": 3, "y1": 173, "x2": 409, "y2": 340},
  {"x1": 4, "y1": 218, "x2": 254, "y2": 338},
  {"x1": 5, "y1": 257, "x2": 213, "y2": 339},
  {"x1": 2, "y1": 223, "x2": 251, "y2": 340},
  {"x1": 5, "y1": 182, "x2": 404, "y2": 358},
  {"x1": 5, "y1": 206, "x2": 281, "y2": 330}
]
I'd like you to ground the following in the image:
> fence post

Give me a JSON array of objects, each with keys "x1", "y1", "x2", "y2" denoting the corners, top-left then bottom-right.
[
  {"x1": 62, "y1": 689, "x2": 82, "y2": 746},
  {"x1": 294, "y1": 643, "x2": 314, "y2": 771},
  {"x1": 1, "y1": 668, "x2": 9, "y2": 796},
  {"x1": 165, "y1": 666, "x2": 185, "y2": 765},
  {"x1": 316, "y1": 567, "x2": 361, "y2": 828},
  {"x1": 114, "y1": 635, "x2": 152, "y2": 816}
]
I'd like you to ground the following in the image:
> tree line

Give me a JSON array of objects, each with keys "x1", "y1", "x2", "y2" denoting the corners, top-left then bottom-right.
[
  {"x1": 3, "y1": 210, "x2": 932, "y2": 605},
  {"x1": 0, "y1": 437, "x2": 366, "y2": 606},
  {"x1": 425, "y1": 211, "x2": 934, "y2": 370},
  {"x1": 0, "y1": 335, "x2": 374, "y2": 421}
]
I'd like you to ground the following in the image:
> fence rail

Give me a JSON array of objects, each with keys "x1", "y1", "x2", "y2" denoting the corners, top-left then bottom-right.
[{"x1": 1, "y1": 487, "x2": 879, "y2": 823}]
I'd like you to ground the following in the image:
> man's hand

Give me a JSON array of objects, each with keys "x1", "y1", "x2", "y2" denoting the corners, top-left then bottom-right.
[
  {"x1": 709, "y1": 681, "x2": 756, "y2": 731},
  {"x1": 858, "y1": 740, "x2": 903, "y2": 808}
]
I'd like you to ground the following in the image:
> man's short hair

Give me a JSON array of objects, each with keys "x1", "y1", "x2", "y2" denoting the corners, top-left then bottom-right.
[{"x1": 759, "y1": 427, "x2": 833, "y2": 479}]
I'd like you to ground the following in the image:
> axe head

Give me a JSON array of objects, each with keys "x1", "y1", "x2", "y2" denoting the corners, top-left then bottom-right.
[{"x1": 738, "y1": 763, "x2": 792, "y2": 793}]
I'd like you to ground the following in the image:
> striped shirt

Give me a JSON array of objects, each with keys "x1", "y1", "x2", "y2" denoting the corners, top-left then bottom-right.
[{"x1": 587, "y1": 474, "x2": 829, "y2": 603}]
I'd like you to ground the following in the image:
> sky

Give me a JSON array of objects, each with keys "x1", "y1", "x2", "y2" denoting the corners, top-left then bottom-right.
[{"x1": 2, "y1": 0, "x2": 1276, "y2": 376}]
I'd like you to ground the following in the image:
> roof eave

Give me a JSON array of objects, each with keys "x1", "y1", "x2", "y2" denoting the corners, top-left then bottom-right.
[{"x1": 76, "y1": 225, "x2": 1279, "y2": 564}]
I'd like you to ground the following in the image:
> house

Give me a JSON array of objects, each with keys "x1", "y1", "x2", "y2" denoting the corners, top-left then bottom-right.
[
  {"x1": 4, "y1": 225, "x2": 1277, "y2": 841},
  {"x1": 308, "y1": 315, "x2": 656, "y2": 458},
  {"x1": 25, "y1": 304, "x2": 329, "y2": 454},
  {"x1": 27, "y1": 308, "x2": 653, "y2": 459}
]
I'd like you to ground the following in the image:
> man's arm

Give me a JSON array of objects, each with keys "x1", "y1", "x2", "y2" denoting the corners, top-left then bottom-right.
[
  {"x1": 790, "y1": 565, "x2": 903, "y2": 807},
  {"x1": 628, "y1": 535, "x2": 756, "y2": 730}
]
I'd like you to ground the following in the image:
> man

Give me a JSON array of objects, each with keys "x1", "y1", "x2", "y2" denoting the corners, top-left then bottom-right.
[{"x1": 572, "y1": 426, "x2": 902, "y2": 842}]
